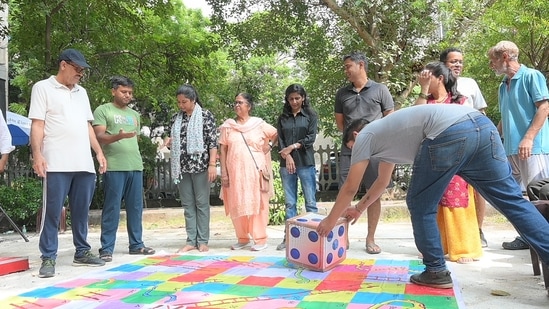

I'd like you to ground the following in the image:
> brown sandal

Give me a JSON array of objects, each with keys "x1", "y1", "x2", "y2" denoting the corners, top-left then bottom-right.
[
  {"x1": 100, "y1": 253, "x2": 112, "y2": 262},
  {"x1": 129, "y1": 247, "x2": 155, "y2": 255}
]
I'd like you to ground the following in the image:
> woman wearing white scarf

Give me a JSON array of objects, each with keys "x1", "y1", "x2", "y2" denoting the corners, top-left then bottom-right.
[
  {"x1": 219, "y1": 93, "x2": 278, "y2": 251},
  {"x1": 169, "y1": 84, "x2": 218, "y2": 253}
]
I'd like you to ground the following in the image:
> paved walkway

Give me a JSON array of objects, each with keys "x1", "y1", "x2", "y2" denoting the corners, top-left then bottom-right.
[{"x1": 0, "y1": 201, "x2": 547, "y2": 308}]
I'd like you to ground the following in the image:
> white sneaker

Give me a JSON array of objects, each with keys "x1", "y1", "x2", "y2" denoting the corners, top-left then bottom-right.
[
  {"x1": 231, "y1": 242, "x2": 251, "y2": 250},
  {"x1": 251, "y1": 243, "x2": 268, "y2": 251}
]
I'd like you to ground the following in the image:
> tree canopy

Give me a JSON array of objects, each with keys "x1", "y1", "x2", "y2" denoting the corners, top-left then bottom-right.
[
  {"x1": 8, "y1": 0, "x2": 224, "y2": 131},
  {"x1": 6, "y1": 0, "x2": 549, "y2": 138},
  {"x1": 461, "y1": 0, "x2": 549, "y2": 122},
  {"x1": 7, "y1": 0, "x2": 306, "y2": 137},
  {"x1": 206, "y1": 0, "x2": 502, "y2": 135}
]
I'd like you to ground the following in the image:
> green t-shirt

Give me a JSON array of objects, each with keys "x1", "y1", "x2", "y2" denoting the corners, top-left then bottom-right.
[{"x1": 93, "y1": 103, "x2": 144, "y2": 171}]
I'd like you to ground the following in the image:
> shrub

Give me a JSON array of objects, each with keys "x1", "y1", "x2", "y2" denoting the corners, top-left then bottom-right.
[
  {"x1": 268, "y1": 161, "x2": 305, "y2": 225},
  {"x1": 268, "y1": 203, "x2": 286, "y2": 226},
  {"x1": 0, "y1": 177, "x2": 42, "y2": 228}
]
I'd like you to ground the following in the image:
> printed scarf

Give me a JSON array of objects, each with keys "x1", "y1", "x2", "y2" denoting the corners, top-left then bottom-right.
[{"x1": 170, "y1": 104, "x2": 204, "y2": 184}]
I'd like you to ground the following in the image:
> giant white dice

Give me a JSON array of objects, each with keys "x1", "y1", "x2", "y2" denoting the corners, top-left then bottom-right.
[{"x1": 285, "y1": 212, "x2": 348, "y2": 272}]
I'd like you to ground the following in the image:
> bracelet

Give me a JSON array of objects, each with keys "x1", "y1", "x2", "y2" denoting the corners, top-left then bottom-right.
[
  {"x1": 293, "y1": 143, "x2": 297, "y2": 150},
  {"x1": 355, "y1": 205, "x2": 364, "y2": 214},
  {"x1": 418, "y1": 93, "x2": 428, "y2": 99},
  {"x1": 208, "y1": 163, "x2": 216, "y2": 167}
]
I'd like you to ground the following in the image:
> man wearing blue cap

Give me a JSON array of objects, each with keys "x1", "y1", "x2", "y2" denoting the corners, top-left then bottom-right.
[{"x1": 29, "y1": 48, "x2": 107, "y2": 278}]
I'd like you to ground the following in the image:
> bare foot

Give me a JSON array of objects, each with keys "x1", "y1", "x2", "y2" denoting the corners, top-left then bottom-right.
[
  {"x1": 177, "y1": 245, "x2": 196, "y2": 253},
  {"x1": 456, "y1": 257, "x2": 476, "y2": 264},
  {"x1": 198, "y1": 244, "x2": 209, "y2": 252}
]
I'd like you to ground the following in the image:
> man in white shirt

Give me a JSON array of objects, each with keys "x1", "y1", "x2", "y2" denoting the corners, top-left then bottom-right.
[{"x1": 29, "y1": 49, "x2": 107, "y2": 278}]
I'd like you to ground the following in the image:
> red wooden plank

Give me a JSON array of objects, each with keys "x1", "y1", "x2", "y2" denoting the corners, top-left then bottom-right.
[{"x1": 0, "y1": 256, "x2": 29, "y2": 276}]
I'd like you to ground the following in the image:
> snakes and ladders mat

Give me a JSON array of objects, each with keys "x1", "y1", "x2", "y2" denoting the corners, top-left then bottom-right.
[{"x1": 2, "y1": 255, "x2": 464, "y2": 308}]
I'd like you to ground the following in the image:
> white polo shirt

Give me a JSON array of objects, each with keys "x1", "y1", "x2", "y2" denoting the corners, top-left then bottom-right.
[{"x1": 29, "y1": 76, "x2": 95, "y2": 173}]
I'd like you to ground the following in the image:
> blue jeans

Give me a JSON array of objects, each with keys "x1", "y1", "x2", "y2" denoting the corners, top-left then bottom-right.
[
  {"x1": 100, "y1": 171, "x2": 144, "y2": 254},
  {"x1": 408, "y1": 113, "x2": 549, "y2": 271},
  {"x1": 280, "y1": 165, "x2": 318, "y2": 220},
  {"x1": 39, "y1": 172, "x2": 96, "y2": 260}
]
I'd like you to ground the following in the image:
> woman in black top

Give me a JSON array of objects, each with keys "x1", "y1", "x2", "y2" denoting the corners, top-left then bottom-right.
[{"x1": 276, "y1": 84, "x2": 319, "y2": 250}]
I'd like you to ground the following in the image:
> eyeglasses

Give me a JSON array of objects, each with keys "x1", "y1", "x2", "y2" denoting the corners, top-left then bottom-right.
[
  {"x1": 446, "y1": 60, "x2": 464, "y2": 65},
  {"x1": 66, "y1": 61, "x2": 86, "y2": 74},
  {"x1": 234, "y1": 101, "x2": 248, "y2": 106}
]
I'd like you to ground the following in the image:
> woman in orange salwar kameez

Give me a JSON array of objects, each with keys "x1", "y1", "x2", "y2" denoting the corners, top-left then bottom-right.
[
  {"x1": 219, "y1": 93, "x2": 278, "y2": 251},
  {"x1": 415, "y1": 61, "x2": 482, "y2": 263}
]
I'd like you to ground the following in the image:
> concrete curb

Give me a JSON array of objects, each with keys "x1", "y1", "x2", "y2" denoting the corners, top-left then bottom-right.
[{"x1": 88, "y1": 200, "x2": 503, "y2": 227}]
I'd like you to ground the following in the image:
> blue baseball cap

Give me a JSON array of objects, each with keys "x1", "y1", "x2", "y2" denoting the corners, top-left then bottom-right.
[{"x1": 58, "y1": 49, "x2": 91, "y2": 68}]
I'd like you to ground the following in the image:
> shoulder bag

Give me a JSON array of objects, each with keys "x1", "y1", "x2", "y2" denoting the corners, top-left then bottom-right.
[{"x1": 241, "y1": 132, "x2": 270, "y2": 192}]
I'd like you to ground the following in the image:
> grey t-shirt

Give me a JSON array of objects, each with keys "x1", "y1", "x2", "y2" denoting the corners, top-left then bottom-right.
[
  {"x1": 335, "y1": 80, "x2": 394, "y2": 155},
  {"x1": 351, "y1": 104, "x2": 478, "y2": 165}
]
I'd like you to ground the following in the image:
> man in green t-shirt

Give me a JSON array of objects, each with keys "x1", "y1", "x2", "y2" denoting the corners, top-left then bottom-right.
[{"x1": 93, "y1": 76, "x2": 155, "y2": 262}]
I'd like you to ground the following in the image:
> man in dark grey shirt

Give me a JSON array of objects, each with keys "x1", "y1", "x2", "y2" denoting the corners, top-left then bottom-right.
[{"x1": 334, "y1": 51, "x2": 394, "y2": 254}]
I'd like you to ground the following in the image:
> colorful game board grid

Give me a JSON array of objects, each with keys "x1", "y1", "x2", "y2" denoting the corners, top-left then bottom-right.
[{"x1": 2, "y1": 255, "x2": 462, "y2": 309}]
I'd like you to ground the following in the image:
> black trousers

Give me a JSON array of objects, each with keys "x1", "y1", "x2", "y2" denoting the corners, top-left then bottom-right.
[{"x1": 527, "y1": 178, "x2": 549, "y2": 201}]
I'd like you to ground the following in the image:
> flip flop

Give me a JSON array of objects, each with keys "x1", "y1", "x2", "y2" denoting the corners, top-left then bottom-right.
[
  {"x1": 129, "y1": 246, "x2": 156, "y2": 255},
  {"x1": 99, "y1": 253, "x2": 112, "y2": 262},
  {"x1": 366, "y1": 242, "x2": 381, "y2": 254}
]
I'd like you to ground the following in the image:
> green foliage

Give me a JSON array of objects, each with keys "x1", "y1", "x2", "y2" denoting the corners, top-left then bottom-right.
[
  {"x1": 7, "y1": 103, "x2": 27, "y2": 116},
  {"x1": 138, "y1": 134, "x2": 160, "y2": 184},
  {"x1": 455, "y1": 0, "x2": 549, "y2": 125},
  {"x1": 139, "y1": 134, "x2": 162, "y2": 208},
  {"x1": 8, "y1": 0, "x2": 223, "y2": 130},
  {"x1": 0, "y1": 177, "x2": 42, "y2": 227},
  {"x1": 5, "y1": 145, "x2": 32, "y2": 170},
  {"x1": 268, "y1": 203, "x2": 286, "y2": 226},
  {"x1": 206, "y1": 0, "x2": 497, "y2": 137},
  {"x1": 7, "y1": 0, "x2": 303, "y2": 139},
  {"x1": 205, "y1": 53, "x2": 302, "y2": 129},
  {"x1": 268, "y1": 160, "x2": 305, "y2": 226},
  {"x1": 268, "y1": 160, "x2": 286, "y2": 225},
  {"x1": 269, "y1": 161, "x2": 284, "y2": 204}
]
